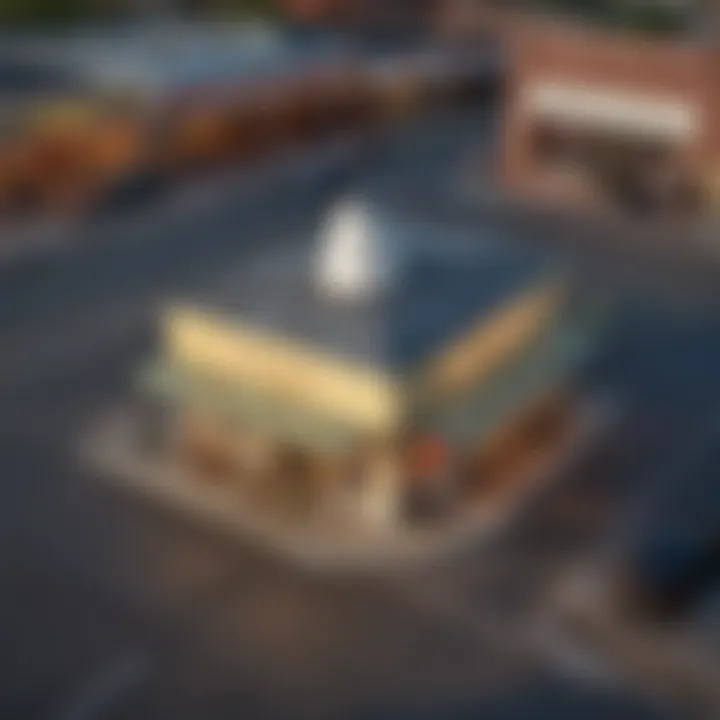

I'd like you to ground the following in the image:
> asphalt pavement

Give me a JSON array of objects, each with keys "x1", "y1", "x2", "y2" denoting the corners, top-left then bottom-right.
[{"x1": 0, "y1": 104, "x2": 718, "y2": 719}]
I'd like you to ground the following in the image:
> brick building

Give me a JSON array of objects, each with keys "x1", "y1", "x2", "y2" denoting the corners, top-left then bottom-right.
[{"x1": 500, "y1": 20, "x2": 720, "y2": 217}]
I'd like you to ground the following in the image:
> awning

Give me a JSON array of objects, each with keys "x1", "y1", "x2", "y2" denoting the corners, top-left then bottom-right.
[
  {"x1": 138, "y1": 360, "x2": 361, "y2": 455},
  {"x1": 524, "y1": 80, "x2": 699, "y2": 141}
]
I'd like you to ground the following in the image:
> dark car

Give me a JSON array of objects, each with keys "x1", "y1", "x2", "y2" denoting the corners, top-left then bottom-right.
[{"x1": 621, "y1": 531, "x2": 720, "y2": 620}]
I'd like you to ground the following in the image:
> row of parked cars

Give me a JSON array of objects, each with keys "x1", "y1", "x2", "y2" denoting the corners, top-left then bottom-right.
[{"x1": 0, "y1": 26, "x2": 491, "y2": 219}]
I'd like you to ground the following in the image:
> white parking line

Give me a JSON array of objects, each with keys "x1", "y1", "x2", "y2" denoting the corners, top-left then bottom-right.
[{"x1": 529, "y1": 615, "x2": 622, "y2": 686}]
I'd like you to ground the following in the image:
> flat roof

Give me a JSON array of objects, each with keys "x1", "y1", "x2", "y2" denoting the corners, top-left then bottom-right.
[{"x1": 179, "y1": 218, "x2": 557, "y2": 373}]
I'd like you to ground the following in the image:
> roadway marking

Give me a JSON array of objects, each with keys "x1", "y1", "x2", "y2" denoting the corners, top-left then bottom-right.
[
  {"x1": 529, "y1": 615, "x2": 622, "y2": 686},
  {"x1": 383, "y1": 398, "x2": 621, "y2": 663},
  {"x1": 53, "y1": 649, "x2": 149, "y2": 720}
]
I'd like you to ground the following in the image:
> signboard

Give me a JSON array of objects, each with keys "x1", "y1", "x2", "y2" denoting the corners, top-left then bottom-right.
[
  {"x1": 524, "y1": 80, "x2": 699, "y2": 140},
  {"x1": 422, "y1": 279, "x2": 566, "y2": 402},
  {"x1": 164, "y1": 306, "x2": 403, "y2": 435}
]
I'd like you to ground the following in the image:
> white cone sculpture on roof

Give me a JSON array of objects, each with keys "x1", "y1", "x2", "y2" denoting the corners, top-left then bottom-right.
[{"x1": 315, "y1": 196, "x2": 398, "y2": 302}]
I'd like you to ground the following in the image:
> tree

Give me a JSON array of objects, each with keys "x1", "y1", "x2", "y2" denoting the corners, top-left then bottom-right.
[
  {"x1": 0, "y1": 0, "x2": 98, "y2": 25},
  {"x1": 0, "y1": 0, "x2": 280, "y2": 25}
]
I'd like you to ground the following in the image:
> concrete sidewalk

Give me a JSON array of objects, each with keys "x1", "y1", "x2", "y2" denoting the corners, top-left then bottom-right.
[
  {"x1": 542, "y1": 566, "x2": 720, "y2": 719},
  {"x1": 78, "y1": 397, "x2": 617, "y2": 573}
]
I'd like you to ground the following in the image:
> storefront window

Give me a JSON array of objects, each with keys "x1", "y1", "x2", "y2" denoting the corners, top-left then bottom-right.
[
  {"x1": 533, "y1": 125, "x2": 579, "y2": 169},
  {"x1": 531, "y1": 122, "x2": 700, "y2": 218}
]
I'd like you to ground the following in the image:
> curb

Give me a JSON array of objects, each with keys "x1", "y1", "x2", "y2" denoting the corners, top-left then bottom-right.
[
  {"x1": 543, "y1": 566, "x2": 720, "y2": 716},
  {"x1": 78, "y1": 396, "x2": 619, "y2": 574}
]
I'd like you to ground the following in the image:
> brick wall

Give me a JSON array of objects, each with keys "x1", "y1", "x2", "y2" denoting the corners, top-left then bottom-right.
[
  {"x1": 702, "y1": 47, "x2": 720, "y2": 202},
  {"x1": 499, "y1": 19, "x2": 719, "y2": 200}
]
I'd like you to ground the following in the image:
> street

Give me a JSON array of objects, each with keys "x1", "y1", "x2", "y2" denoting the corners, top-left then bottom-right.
[{"x1": 0, "y1": 103, "x2": 718, "y2": 719}]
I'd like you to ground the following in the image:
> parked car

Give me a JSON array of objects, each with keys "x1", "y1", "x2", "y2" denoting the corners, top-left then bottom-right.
[{"x1": 619, "y1": 531, "x2": 720, "y2": 620}]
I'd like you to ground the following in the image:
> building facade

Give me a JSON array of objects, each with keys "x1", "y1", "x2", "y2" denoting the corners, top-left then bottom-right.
[
  {"x1": 137, "y1": 200, "x2": 605, "y2": 528},
  {"x1": 500, "y1": 20, "x2": 720, "y2": 217}
]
